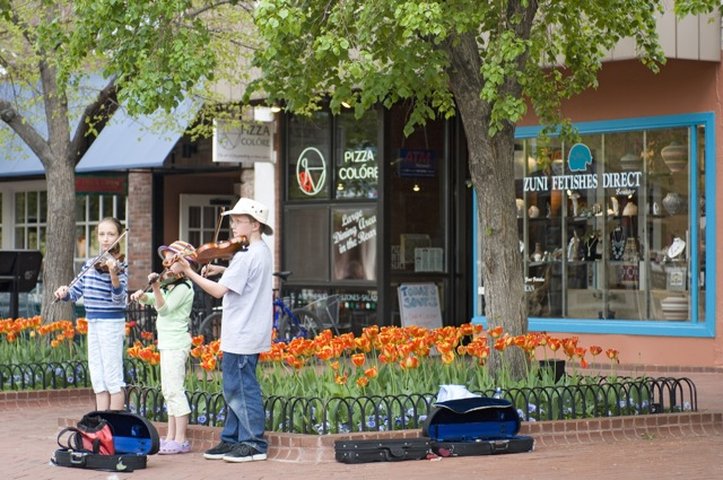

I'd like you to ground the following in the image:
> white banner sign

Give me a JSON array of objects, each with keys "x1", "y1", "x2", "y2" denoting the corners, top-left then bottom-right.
[
  {"x1": 212, "y1": 119, "x2": 273, "y2": 163},
  {"x1": 398, "y1": 283, "x2": 443, "y2": 330}
]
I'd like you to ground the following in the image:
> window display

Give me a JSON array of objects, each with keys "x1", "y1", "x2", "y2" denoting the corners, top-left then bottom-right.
[{"x1": 475, "y1": 116, "x2": 710, "y2": 328}]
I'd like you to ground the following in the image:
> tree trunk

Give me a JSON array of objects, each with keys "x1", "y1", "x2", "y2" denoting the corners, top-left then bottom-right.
[
  {"x1": 445, "y1": 32, "x2": 528, "y2": 380},
  {"x1": 42, "y1": 158, "x2": 77, "y2": 322}
]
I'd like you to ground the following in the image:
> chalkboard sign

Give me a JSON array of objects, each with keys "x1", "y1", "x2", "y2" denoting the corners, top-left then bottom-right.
[{"x1": 398, "y1": 283, "x2": 442, "y2": 330}]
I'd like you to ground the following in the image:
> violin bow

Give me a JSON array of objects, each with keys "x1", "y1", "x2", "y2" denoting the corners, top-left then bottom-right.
[
  {"x1": 212, "y1": 207, "x2": 225, "y2": 244},
  {"x1": 52, "y1": 229, "x2": 129, "y2": 303},
  {"x1": 202, "y1": 208, "x2": 225, "y2": 277}
]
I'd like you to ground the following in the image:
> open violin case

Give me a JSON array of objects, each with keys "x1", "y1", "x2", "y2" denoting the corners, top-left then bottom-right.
[
  {"x1": 422, "y1": 397, "x2": 534, "y2": 457},
  {"x1": 52, "y1": 410, "x2": 159, "y2": 472}
]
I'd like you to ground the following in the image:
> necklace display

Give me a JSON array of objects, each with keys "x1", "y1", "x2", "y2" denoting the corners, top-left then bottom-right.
[
  {"x1": 610, "y1": 227, "x2": 625, "y2": 261},
  {"x1": 584, "y1": 234, "x2": 599, "y2": 261}
]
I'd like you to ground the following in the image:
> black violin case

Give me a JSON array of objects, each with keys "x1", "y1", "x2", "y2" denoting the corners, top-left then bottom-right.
[
  {"x1": 52, "y1": 410, "x2": 159, "y2": 472},
  {"x1": 422, "y1": 397, "x2": 534, "y2": 457},
  {"x1": 334, "y1": 438, "x2": 431, "y2": 463}
]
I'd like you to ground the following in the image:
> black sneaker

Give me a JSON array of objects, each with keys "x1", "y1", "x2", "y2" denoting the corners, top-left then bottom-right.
[
  {"x1": 203, "y1": 441, "x2": 236, "y2": 460},
  {"x1": 222, "y1": 444, "x2": 267, "y2": 463}
]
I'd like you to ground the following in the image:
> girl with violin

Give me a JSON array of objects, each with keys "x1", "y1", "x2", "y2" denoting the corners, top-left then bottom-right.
[
  {"x1": 54, "y1": 217, "x2": 128, "y2": 411},
  {"x1": 169, "y1": 198, "x2": 272, "y2": 463},
  {"x1": 130, "y1": 240, "x2": 197, "y2": 455}
]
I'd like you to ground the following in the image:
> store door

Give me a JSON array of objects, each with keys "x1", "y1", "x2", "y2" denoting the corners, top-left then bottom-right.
[{"x1": 384, "y1": 109, "x2": 467, "y2": 327}]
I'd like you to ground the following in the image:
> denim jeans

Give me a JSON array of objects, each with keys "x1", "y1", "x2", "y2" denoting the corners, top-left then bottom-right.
[{"x1": 220, "y1": 352, "x2": 267, "y2": 453}]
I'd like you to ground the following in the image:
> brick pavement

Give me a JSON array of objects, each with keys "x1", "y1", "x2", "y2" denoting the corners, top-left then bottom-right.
[{"x1": 3, "y1": 371, "x2": 723, "y2": 480}]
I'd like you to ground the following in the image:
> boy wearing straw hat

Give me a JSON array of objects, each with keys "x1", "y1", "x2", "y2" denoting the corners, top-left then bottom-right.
[{"x1": 170, "y1": 198, "x2": 273, "y2": 463}]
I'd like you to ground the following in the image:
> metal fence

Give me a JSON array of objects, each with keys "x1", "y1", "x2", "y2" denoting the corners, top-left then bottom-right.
[
  {"x1": 124, "y1": 376, "x2": 698, "y2": 435},
  {"x1": 0, "y1": 357, "x2": 698, "y2": 435}
]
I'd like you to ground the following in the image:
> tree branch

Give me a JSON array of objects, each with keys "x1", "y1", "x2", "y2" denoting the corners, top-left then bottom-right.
[
  {"x1": 184, "y1": 0, "x2": 252, "y2": 20},
  {"x1": 0, "y1": 98, "x2": 53, "y2": 165},
  {"x1": 69, "y1": 76, "x2": 119, "y2": 163}
]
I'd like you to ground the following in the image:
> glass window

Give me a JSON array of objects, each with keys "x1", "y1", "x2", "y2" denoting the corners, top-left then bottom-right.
[
  {"x1": 74, "y1": 193, "x2": 127, "y2": 271},
  {"x1": 179, "y1": 195, "x2": 236, "y2": 253},
  {"x1": 331, "y1": 206, "x2": 377, "y2": 281},
  {"x1": 287, "y1": 112, "x2": 332, "y2": 200},
  {"x1": 475, "y1": 114, "x2": 710, "y2": 332},
  {"x1": 387, "y1": 110, "x2": 446, "y2": 274},
  {"x1": 334, "y1": 110, "x2": 379, "y2": 199},
  {"x1": 283, "y1": 205, "x2": 330, "y2": 282}
]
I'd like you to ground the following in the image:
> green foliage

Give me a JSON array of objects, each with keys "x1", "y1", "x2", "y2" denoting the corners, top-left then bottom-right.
[
  {"x1": 67, "y1": 1, "x2": 215, "y2": 116},
  {"x1": 249, "y1": 0, "x2": 676, "y2": 137}
]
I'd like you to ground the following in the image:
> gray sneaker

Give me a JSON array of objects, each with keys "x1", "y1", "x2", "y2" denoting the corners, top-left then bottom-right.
[
  {"x1": 222, "y1": 444, "x2": 267, "y2": 463},
  {"x1": 203, "y1": 441, "x2": 236, "y2": 460}
]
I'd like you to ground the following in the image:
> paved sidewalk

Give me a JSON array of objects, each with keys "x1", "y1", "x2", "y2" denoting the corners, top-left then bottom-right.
[{"x1": 4, "y1": 371, "x2": 723, "y2": 480}]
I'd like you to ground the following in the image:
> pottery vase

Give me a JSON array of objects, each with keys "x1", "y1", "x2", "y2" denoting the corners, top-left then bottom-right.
[
  {"x1": 662, "y1": 192, "x2": 685, "y2": 215},
  {"x1": 532, "y1": 242, "x2": 544, "y2": 262},
  {"x1": 620, "y1": 152, "x2": 640, "y2": 171},
  {"x1": 661, "y1": 141, "x2": 688, "y2": 173},
  {"x1": 516, "y1": 198, "x2": 525, "y2": 217}
]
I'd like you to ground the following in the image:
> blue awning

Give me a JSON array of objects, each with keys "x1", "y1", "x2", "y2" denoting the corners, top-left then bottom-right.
[
  {"x1": 76, "y1": 96, "x2": 199, "y2": 173},
  {"x1": 2, "y1": 77, "x2": 200, "y2": 177},
  {"x1": 1, "y1": 76, "x2": 101, "y2": 177},
  {"x1": 0, "y1": 136, "x2": 46, "y2": 177}
]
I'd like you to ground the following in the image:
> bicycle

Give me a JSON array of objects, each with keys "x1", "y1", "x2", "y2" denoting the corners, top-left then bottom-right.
[
  {"x1": 197, "y1": 270, "x2": 323, "y2": 344},
  {"x1": 272, "y1": 271, "x2": 323, "y2": 343}
]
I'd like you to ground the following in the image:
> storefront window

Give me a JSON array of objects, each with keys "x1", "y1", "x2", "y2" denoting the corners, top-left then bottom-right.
[
  {"x1": 474, "y1": 113, "x2": 713, "y2": 335},
  {"x1": 332, "y1": 206, "x2": 377, "y2": 281},
  {"x1": 284, "y1": 286, "x2": 378, "y2": 336},
  {"x1": 287, "y1": 112, "x2": 332, "y2": 201},
  {"x1": 284, "y1": 108, "x2": 380, "y2": 287},
  {"x1": 283, "y1": 205, "x2": 330, "y2": 282},
  {"x1": 334, "y1": 110, "x2": 379, "y2": 199}
]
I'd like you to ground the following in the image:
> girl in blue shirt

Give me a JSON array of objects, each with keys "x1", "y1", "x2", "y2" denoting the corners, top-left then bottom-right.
[{"x1": 55, "y1": 217, "x2": 128, "y2": 410}]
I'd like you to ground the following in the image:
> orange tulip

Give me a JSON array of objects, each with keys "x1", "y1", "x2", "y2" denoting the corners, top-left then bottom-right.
[
  {"x1": 351, "y1": 353, "x2": 366, "y2": 367},
  {"x1": 399, "y1": 355, "x2": 419, "y2": 370},
  {"x1": 489, "y1": 325, "x2": 504, "y2": 338},
  {"x1": 606, "y1": 348, "x2": 620, "y2": 363}
]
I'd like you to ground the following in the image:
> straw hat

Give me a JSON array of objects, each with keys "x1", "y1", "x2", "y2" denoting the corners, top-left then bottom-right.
[
  {"x1": 222, "y1": 198, "x2": 273, "y2": 236},
  {"x1": 157, "y1": 240, "x2": 198, "y2": 264}
]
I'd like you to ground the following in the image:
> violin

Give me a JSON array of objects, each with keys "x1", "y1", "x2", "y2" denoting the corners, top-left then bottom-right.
[
  {"x1": 194, "y1": 236, "x2": 249, "y2": 265},
  {"x1": 53, "y1": 229, "x2": 129, "y2": 304},
  {"x1": 147, "y1": 270, "x2": 183, "y2": 288},
  {"x1": 94, "y1": 252, "x2": 126, "y2": 274}
]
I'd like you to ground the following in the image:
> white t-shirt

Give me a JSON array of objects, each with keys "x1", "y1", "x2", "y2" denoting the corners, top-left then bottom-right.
[{"x1": 218, "y1": 240, "x2": 273, "y2": 354}]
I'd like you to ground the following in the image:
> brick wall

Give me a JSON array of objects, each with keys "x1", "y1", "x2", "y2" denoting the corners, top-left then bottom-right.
[{"x1": 127, "y1": 171, "x2": 154, "y2": 290}]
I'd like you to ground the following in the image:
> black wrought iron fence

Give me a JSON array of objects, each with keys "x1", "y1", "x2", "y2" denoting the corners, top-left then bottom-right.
[
  {"x1": 0, "y1": 361, "x2": 90, "y2": 390},
  {"x1": 0, "y1": 358, "x2": 156, "y2": 391},
  {"x1": 122, "y1": 376, "x2": 698, "y2": 435}
]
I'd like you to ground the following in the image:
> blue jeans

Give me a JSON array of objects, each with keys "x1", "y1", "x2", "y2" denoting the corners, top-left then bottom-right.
[{"x1": 220, "y1": 352, "x2": 267, "y2": 453}]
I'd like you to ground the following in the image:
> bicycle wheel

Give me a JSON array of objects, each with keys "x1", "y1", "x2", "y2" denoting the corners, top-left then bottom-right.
[
  {"x1": 199, "y1": 311, "x2": 222, "y2": 343},
  {"x1": 276, "y1": 308, "x2": 322, "y2": 341},
  {"x1": 275, "y1": 310, "x2": 296, "y2": 343},
  {"x1": 291, "y1": 308, "x2": 323, "y2": 339}
]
